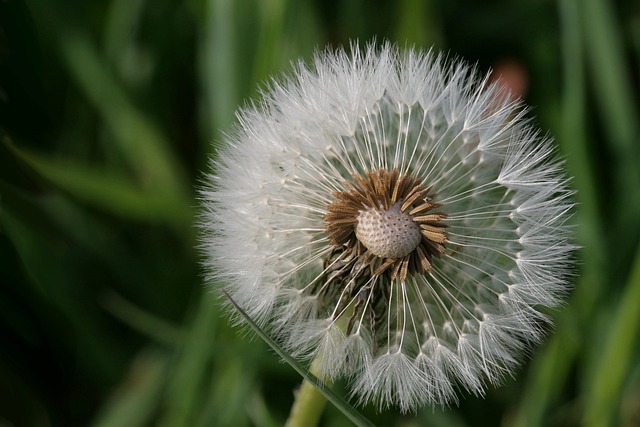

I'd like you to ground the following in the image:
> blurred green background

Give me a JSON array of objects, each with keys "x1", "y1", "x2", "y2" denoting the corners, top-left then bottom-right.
[{"x1": 1, "y1": 0, "x2": 639, "y2": 426}]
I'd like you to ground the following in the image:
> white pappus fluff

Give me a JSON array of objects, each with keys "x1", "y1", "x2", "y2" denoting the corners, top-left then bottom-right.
[{"x1": 199, "y1": 42, "x2": 575, "y2": 413}]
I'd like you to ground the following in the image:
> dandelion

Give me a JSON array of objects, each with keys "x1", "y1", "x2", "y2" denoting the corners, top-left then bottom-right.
[{"x1": 200, "y1": 42, "x2": 575, "y2": 413}]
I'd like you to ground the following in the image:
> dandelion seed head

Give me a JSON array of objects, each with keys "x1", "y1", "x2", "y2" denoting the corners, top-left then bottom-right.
[{"x1": 199, "y1": 41, "x2": 576, "y2": 412}]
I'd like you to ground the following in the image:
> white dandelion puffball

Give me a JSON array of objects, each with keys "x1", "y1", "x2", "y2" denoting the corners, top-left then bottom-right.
[{"x1": 200, "y1": 42, "x2": 575, "y2": 412}]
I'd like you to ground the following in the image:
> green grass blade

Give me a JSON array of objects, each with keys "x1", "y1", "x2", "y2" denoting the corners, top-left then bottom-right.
[
  {"x1": 6, "y1": 140, "x2": 192, "y2": 227},
  {"x1": 58, "y1": 33, "x2": 189, "y2": 198},
  {"x1": 394, "y1": 0, "x2": 442, "y2": 47},
  {"x1": 583, "y1": 0, "x2": 639, "y2": 156},
  {"x1": 200, "y1": 0, "x2": 239, "y2": 142},
  {"x1": 91, "y1": 351, "x2": 167, "y2": 427},
  {"x1": 582, "y1": 0, "x2": 640, "y2": 249},
  {"x1": 251, "y1": 0, "x2": 288, "y2": 89},
  {"x1": 583, "y1": 244, "x2": 640, "y2": 426},
  {"x1": 156, "y1": 295, "x2": 219, "y2": 427},
  {"x1": 222, "y1": 290, "x2": 375, "y2": 427},
  {"x1": 102, "y1": 292, "x2": 183, "y2": 347}
]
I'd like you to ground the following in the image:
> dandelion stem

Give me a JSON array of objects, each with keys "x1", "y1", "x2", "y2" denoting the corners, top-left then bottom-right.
[
  {"x1": 284, "y1": 360, "x2": 329, "y2": 427},
  {"x1": 285, "y1": 304, "x2": 355, "y2": 427}
]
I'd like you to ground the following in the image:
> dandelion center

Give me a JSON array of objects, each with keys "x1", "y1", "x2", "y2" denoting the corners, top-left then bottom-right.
[
  {"x1": 325, "y1": 168, "x2": 448, "y2": 281},
  {"x1": 356, "y1": 202, "x2": 422, "y2": 259}
]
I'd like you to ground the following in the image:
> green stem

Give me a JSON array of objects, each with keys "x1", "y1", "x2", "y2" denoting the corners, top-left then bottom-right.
[
  {"x1": 284, "y1": 364, "x2": 329, "y2": 427},
  {"x1": 284, "y1": 302, "x2": 357, "y2": 427},
  {"x1": 223, "y1": 291, "x2": 373, "y2": 427}
]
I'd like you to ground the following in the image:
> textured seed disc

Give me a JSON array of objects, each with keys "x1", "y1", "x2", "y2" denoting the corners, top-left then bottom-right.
[{"x1": 355, "y1": 202, "x2": 422, "y2": 259}]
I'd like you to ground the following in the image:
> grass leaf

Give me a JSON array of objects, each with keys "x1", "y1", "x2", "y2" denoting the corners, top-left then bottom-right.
[{"x1": 5, "y1": 139, "x2": 192, "y2": 227}]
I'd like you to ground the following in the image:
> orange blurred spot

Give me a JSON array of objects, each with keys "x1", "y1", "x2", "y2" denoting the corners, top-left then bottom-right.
[{"x1": 491, "y1": 59, "x2": 529, "y2": 101}]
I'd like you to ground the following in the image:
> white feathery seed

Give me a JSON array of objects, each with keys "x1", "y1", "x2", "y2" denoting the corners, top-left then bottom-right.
[{"x1": 199, "y1": 41, "x2": 576, "y2": 413}]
